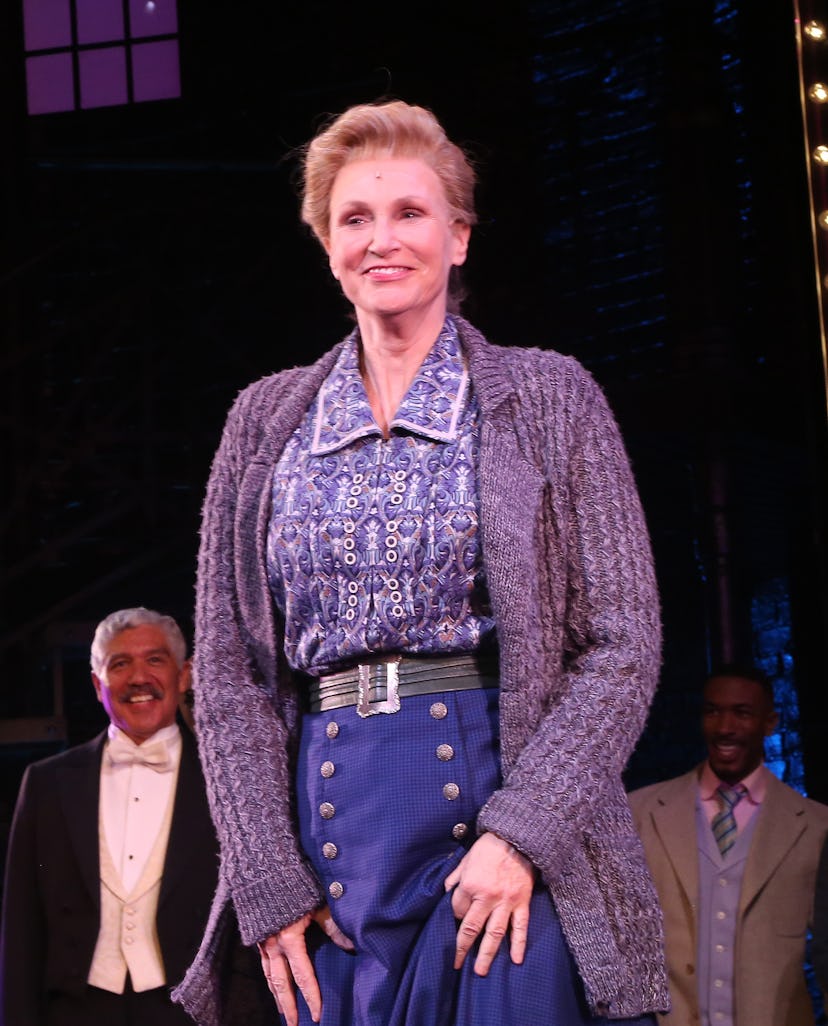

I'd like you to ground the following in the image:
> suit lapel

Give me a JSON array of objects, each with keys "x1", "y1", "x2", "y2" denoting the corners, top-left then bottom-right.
[
  {"x1": 740, "y1": 771, "x2": 807, "y2": 915},
  {"x1": 651, "y1": 771, "x2": 701, "y2": 911},
  {"x1": 159, "y1": 727, "x2": 211, "y2": 904},
  {"x1": 58, "y1": 732, "x2": 106, "y2": 907}
]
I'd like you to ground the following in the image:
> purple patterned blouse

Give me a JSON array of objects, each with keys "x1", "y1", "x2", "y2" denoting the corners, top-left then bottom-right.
[{"x1": 266, "y1": 317, "x2": 496, "y2": 676}]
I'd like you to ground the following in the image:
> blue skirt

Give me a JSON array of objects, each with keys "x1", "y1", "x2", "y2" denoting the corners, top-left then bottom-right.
[{"x1": 295, "y1": 687, "x2": 653, "y2": 1026}]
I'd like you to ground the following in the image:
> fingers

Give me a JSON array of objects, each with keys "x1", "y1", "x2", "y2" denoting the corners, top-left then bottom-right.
[
  {"x1": 312, "y1": 905, "x2": 355, "y2": 952},
  {"x1": 453, "y1": 898, "x2": 530, "y2": 975},
  {"x1": 508, "y1": 905, "x2": 530, "y2": 966},
  {"x1": 449, "y1": 876, "x2": 470, "y2": 920},
  {"x1": 445, "y1": 833, "x2": 535, "y2": 976},
  {"x1": 471, "y1": 904, "x2": 511, "y2": 976},
  {"x1": 258, "y1": 919, "x2": 323, "y2": 1026},
  {"x1": 287, "y1": 957, "x2": 322, "y2": 1025},
  {"x1": 443, "y1": 864, "x2": 460, "y2": 891},
  {"x1": 258, "y1": 942, "x2": 293, "y2": 1022},
  {"x1": 453, "y1": 898, "x2": 488, "y2": 969}
]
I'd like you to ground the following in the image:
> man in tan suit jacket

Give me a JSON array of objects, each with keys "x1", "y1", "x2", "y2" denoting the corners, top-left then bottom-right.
[{"x1": 629, "y1": 666, "x2": 828, "y2": 1026}]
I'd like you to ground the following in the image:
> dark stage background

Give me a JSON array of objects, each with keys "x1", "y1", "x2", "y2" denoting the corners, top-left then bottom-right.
[{"x1": 2, "y1": 0, "x2": 828, "y2": 849}]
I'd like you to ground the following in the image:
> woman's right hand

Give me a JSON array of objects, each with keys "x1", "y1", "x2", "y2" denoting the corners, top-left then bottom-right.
[{"x1": 258, "y1": 907, "x2": 354, "y2": 1026}]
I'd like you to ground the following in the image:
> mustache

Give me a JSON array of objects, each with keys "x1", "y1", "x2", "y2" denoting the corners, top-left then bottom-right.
[{"x1": 118, "y1": 684, "x2": 163, "y2": 703}]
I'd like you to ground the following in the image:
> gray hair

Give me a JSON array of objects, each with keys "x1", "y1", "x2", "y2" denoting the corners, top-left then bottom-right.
[{"x1": 90, "y1": 606, "x2": 187, "y2": 674}]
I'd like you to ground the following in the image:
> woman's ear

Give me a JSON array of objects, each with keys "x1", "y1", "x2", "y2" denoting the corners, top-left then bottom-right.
[
  {"x1": 451, "y1": 222, "x2": 472, "y2": 267},
  {"x1": 323, "y1": 239, "x2": 340, "y2": 280}
]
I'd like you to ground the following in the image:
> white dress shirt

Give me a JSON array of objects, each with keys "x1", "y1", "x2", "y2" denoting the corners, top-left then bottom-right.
[{"x1": 99, "y1": 723, "x2": 181, "y2": 894}]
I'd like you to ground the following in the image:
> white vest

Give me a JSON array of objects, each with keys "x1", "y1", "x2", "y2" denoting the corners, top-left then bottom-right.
[{"x1": 87, "y1": 772, "x2": 177, "y2": 993}]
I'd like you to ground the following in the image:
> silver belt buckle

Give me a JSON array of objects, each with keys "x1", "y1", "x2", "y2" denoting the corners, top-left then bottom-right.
[{"x1": 357, "y1": 660, "x2": 401, "y2": 717}]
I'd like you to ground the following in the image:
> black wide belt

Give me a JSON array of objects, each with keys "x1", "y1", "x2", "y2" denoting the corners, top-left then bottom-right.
[{"x1": 308, "y1": 654, "x2": 500, "y2": 717}]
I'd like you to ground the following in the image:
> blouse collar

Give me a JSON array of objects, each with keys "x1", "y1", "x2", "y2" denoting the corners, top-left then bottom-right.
[{"x1": 311, "y1": 316, "x2": 470, "y2": 455}]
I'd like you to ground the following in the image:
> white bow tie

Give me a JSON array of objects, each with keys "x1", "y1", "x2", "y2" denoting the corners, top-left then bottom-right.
[{"x1": 106, "y1": 737, "x2": 171, "y2": 772}]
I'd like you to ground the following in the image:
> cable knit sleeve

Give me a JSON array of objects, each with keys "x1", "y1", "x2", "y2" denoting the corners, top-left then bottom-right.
[
  {"x1": 475, "y1": 349, "x2": 661, "y2": 888},
  {"x1": 192, "y1": 376, "x2": 324, "y2": 945}
]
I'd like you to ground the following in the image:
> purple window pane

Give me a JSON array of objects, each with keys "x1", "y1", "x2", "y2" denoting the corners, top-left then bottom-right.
[
  {"x1": 128, "y1": 0, "x2": 177, "y2": 39},
  {"x1": 78, "y1": 46, "x2": 128, "y2": 109},
  {"x1": 131, "y1": 40, "x2": 180, "y2": 102},
  {"x1": 76, "y1": 0, "x2": 125, "y2": 45},
  {"x1": 23, "y1": 0, "x2": 72, "y2": 51},
  {"x1": 25, "y1": 53, "x2": 74, "y2": 115}
]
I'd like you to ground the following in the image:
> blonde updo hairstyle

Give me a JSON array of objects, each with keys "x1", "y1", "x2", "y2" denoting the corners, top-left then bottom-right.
[{"x1": 301, "y1": 100, "x2": 478, "y2": 249}]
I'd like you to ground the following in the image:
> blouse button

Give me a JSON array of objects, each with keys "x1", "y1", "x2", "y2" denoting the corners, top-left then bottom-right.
[
  {"x1": 320, "y1": 761, "x2": 335, "y2": 778},
  {"x1": 452, "y1": 823, "x2": 468, "y2": 840},
  {"x1": 319, "y1": 802, "x2": 335, "y2": 819},
  {"x1": 322, "y1": 842, "x2": 338, "y2": 860},
  {"x1": 430, "y1": 702, "x2": 448, "y2": 720},
  {"x1": 326, "y1": 722, "x2": 340, "y2": 739},
  {"x1": 443, "y1": 783, "x2": 460, "y2": 801},
  {"x1": 329, "y1": 882, "x2": 344, "y2": 899},
  {"x1": 436, "y1": 744, "x2": 454, "y2": 762}
]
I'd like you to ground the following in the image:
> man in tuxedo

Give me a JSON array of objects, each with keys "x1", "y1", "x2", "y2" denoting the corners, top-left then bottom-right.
[
  {"x1": 629, "y1": 665, "x2": 828, "y2": 1026},
  {"x1": 0, "y1": 606, "x2": 219, "y2": 1026}
]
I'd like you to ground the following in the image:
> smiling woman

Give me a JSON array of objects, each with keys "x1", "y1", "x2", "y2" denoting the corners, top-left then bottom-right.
[
  {"x1": 324, "y1": 157, "x2": 470, "y2": 433},
  {"x1": 173, "y1": 99, "x2": 667, "y2": 1026},
  {"x1": 325, "y1": 158, "x2": 469, "y2": 303}
]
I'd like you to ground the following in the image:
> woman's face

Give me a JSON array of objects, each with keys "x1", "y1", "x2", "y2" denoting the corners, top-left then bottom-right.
[{"x1": 325, "y1": 157, "x2": 470, "y2": 325}]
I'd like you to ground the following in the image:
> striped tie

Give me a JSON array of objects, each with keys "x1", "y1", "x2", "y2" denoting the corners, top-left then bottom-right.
[{"x1": 712, "y1": 783, "x2": 746, "y2": 857}]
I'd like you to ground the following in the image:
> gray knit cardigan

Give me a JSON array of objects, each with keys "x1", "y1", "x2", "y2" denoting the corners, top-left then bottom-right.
[{"x1": 174, "y1": 317, "x2": 669, "y2": 1023}]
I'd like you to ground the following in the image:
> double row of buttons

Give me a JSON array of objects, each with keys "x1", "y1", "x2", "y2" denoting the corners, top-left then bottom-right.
[{"x1": 316, "y1": 701, "x2": 470, "y2": 899}]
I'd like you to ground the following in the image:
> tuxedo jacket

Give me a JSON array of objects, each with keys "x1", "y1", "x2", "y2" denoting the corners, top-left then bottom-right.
[
  {"x1": 629, "y1": 765, "x2": 828, "y2": 1026},
  {"x1": 0, "y1": 725, "x2": 219, "y2": 1026}
]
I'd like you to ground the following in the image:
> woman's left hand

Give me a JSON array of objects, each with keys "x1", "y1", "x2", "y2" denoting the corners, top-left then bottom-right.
[{"x1": 443, "y1": 831, "x2": 534, "y2": 976}]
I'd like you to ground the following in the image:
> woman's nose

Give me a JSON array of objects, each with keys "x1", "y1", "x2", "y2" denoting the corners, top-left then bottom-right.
[{"x1": 369, "y1": 217, "x2": 399, "y2": 255}]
